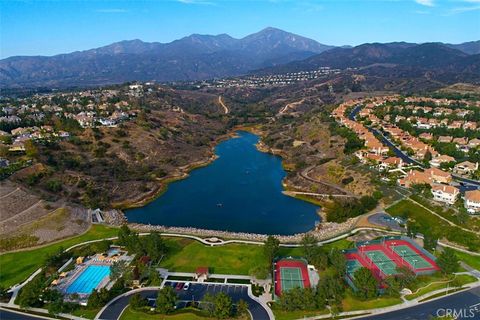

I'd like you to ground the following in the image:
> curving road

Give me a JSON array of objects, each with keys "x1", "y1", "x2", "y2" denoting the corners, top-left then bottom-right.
[
  {"x1": 358, "y1": 286, "x2": 480, "y2": 320},
  {"x1": 0, "y1": 308, "x2": 54, "y2": 320},
  {"x1": 96, "y1": 282, "x2": 270, "y2": 320}
]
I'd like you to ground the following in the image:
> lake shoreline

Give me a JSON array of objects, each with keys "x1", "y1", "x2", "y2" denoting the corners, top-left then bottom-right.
[
  {"x1": 112, "y1": 130, "x2": 239, "y2": 210},
  {"x1": 115, "y1": 127, "x2": 330, "y2": 235}
]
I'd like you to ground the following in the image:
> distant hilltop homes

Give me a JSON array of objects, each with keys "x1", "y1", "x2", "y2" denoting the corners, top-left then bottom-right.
[
  {"x1": 333, "y1": 95, "x2": 479, "y2": 214},
  {"x1": 0, "y1": 83, "x2": 156, "y2": 177}
]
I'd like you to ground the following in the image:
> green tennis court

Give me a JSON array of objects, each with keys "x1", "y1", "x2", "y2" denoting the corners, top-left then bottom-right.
[
  {"x1": 390, "y1": 245, "x2": 432, "y2": 269},
  {"x1": 363, "y1": 250, "x2": 398, "y2": 276},
  {"x1": 280, "y1": 267, "x2": 304, "y2": 291},
  {"x1": 346, "y1": 259, "x2": 363, "y2": 277}
]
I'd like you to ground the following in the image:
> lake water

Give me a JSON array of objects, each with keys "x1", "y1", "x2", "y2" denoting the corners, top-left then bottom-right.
[{"x1": 126, "y1": 131, "x2": 320, "y2": 235}]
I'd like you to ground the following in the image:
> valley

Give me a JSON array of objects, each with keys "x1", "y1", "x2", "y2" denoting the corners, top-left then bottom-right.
[{"x1": 0, "y1": 11, "x2": 479, "y2": 320}]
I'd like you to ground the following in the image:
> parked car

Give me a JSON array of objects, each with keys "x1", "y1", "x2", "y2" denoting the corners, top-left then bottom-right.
[
  {"x1": 176, "y1": 282, "x2": 184, "y2": 290},
  {"x1": 183, "y1": 282, "x2": 190, "y2": 290}
]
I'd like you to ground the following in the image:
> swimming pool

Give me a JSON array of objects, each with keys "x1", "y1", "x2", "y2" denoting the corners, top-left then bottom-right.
[{"x1": 66, "y1": 265, "x2": 110, "y2": 294}]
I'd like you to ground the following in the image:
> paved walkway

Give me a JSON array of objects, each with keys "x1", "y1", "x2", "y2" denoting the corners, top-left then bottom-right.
[{"x1": 303, "y1": 281, "x2": 480, "y2": 320}]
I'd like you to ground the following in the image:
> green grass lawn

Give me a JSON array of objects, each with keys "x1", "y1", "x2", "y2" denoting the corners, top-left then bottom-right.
[
  {"x1": 0, "y1": 223, "x2": 353, "y2": 289},
  {"x1": 161, "y1": 238, "x2": 268, "y2": 275},
  {"x1": 410, "y1": 195, "x2": 480, "y2": 232},
  {"x1": 386, "y1": 198, "x2": 480, "y2": 251},
  {"x1": 0, "y1": 224, "x2": 118, "y2": 288},
  {"x1": 69, "y1": 307, "x2": 102, "y2": 319},
  {"x1": 453, "y1": 250, "x2": 480, "y2": 270},
  {"x1": 120, "y1": 307, "x2": 214, "y2": 320},
  {"x1": 272, "y1": 308, "x2": 329, "y2": 320},
  {"x1": 160, "y1": 238, "x2": 353, "y2": 276},
  {"x1": 341, "y1": 293, "x2": 402, "y2": 311},
  {"x1": 405, "y1": 274, "x2": 478, "y2": 301}
]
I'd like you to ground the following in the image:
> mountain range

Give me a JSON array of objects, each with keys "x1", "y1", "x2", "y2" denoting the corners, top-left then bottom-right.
[{"x1": 0, "y1": 27, "x2": 479, "y2": 88}]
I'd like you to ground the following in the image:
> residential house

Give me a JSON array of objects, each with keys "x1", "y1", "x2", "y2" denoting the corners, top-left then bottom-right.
[
  {"x1": 431, "y1": 184, "x2": 459, "y2": 205},
  {"x1": 379, "y1": 157, "x2": 403, "y2": 170},
  {"x1": 453, "y1": 137, "x2": 468, "y2": 147},
  {"x1": 419, "y1": 133, "x2": 433, "y2": 141},
  {"x1": 464, "y1": 190, "x2": 480, "y2": 214},
  {"x1": 425, "y1": 167, "x2": 452, "y2": 184},
  {"x1": 464, "y1": 122, "x2": 477, "y2": 130},
  {"x1": 468, "y1": 139, "x2": 480, "y2": 149},
  {"x1": 438, "y1": 136, "x2": 453, "y2": 143},
  {"x1": 398, "y1": 170, "x2": 431, "y2": 188},
  {"x1": 454, "y1": 161, "x2": 479, "y2": 176},
  {"x1": 430, "y1": 154, "x2": 455, "y2": 168},
  {"x1": 447, "y1": 121, "x2": 463, "y2": 129}
]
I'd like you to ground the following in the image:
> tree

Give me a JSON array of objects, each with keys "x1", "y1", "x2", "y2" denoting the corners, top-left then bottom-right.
[
  {"x1": 395, "y1": 266, "x2": 416, "y2": 288},
  {"x1": 17, "y1": 274, "x2": 46, "y2": 308},
  {"x1": 423, "y1": 233, "x2": 438, "y2": 253},
  {"x1": 236, "y1": 299, "x2": 249, "y2": 317},
  {"x1": 328, "y1": 249, "x2": 347, "y2": 275},
  {"x1": 309, "y1": 247, "x2": 328, "y2": 270},
  {"x1": 213, "y1": 292, "x2": 233, "y2": 319},
  {"x1": 201, "y1": 293, "x2": 216, "y2": 317},
  {"x1": 130, "y1": 293, "x2": 148, "y2": 310},
  {"x1": 24, "y1": 140, "x2": 39, "y2": 159},
  {"x1": 423, "y1": 150, "x2": 432, "y2": 165},
  {"x1": 263, "y1": 236, "x2": 279, "y2": 268},
  {"x1": 143, "y1": 232, "x2": 167, "y2": 263},
  {"x1": 437, "y1": 248, "x2": 460, "y2": 275},
  {"x1": 352, "y1": 267, "x2": 378, "y2": 300},
  {"x1": 156, "y1": 286, "x2": 177, "y2": 314},
  {"x1": 359, "y1": 195, "x2": 378, "y2": 211},
  {"x1": 110, "y1": 260, "x2": 128, "y2": 281},
  {"x1": 147, "y1": 268, "x2": 162, "y2": 286},
  {"x1": 301, "y1": 234, "x2": 318, "y2": 262}
]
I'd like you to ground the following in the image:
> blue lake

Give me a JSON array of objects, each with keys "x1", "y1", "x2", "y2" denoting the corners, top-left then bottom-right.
[{"x1": 126, "y1": 131, "x2": 320, "y2": 235}]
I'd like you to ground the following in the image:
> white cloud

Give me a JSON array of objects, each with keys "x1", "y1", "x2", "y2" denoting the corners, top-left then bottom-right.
[
  {"x1": 414, "y1": 0, "x2": 434, "y2": 6},
  {"x1": 448, "y1": 4, "x2": 480, "y2": 14},
  {"x1": 95, "y1": 9, "x2": 128, "y2": 13}
]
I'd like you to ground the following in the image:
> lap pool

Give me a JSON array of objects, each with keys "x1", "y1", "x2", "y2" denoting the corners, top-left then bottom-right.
[{"x1": 66, "y1": 265, "x2": 111, "y2": 294}]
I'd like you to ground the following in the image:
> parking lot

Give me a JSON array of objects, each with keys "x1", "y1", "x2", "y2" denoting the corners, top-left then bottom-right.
[
  {"x1": 98, "y1": 281, "x2": 270, "y2": 320},
  {"x1": 164, "y1": 281, "x2": 250, "y2": 305}
]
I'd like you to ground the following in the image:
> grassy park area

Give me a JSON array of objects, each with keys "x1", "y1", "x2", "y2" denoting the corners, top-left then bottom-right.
[
  {"x1": 386, "y1": 198, "x2": 480, "y2": 251},
  {"x1": 272, "y1": 308, "x2": 329, "y2": 320},
  {"x1": 120, "y1": 307, "x2": 214, "y2": 320},
  {"x1": 0, "y1": 224, "x2": 119, "y2": 288},
  {"x1": 160, "y1": 238, "x2": 316, "y2": 276},
  {"x1": 453, "y1": 250, "x2": 480, "y2": 270},
  {"x1": 0, "y1": 223, "x2": 353, "y2": 289},
  {"x1": 341, "y1": 293, "x2": 402, "y2": 312},
  {"x1": 404, "y1": 274, "x2": 478, "y2": 300}
]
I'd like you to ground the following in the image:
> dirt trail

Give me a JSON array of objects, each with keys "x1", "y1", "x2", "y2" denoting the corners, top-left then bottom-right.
[
  {"x1": 278, "y1": 98, "x2": 305, "y2": 115},
  {"x1": 218, "y1": 96, "x2": 229, "y2": 114}
]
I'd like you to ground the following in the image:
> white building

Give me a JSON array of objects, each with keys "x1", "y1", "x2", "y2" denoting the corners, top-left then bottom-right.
[
  {"x1": 464, "y1": 190, "x2": 480, "y2": 214},
  {"x1": 431, "y1": 184, "x2": 459, "y2": 205}
]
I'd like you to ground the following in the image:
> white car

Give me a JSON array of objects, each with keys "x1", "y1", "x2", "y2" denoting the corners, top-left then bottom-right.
[{"x1": 183, "y1": 282, "x2": 190, "y2": 290}]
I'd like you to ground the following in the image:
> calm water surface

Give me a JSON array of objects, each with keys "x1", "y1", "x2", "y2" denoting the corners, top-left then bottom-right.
[{"x1": 126, "y1": 131, "x2": 320, "y2": 235}]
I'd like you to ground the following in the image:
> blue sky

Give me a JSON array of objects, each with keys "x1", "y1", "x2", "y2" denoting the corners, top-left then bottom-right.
[{"x1": 1, "y1": 0, "x2": 479, "y2": 58}]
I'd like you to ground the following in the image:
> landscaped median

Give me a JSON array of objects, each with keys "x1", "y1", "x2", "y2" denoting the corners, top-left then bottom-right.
[
  {"x1": 120, "y1": 306, "x2": 215, "y2": 320},
  {"x1": 404, "y1": 274, "x2": 478, "y2": 301}
]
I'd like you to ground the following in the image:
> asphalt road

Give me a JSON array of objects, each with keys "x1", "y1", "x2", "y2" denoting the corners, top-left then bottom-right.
[
  {"x1": 97, "y1": 282, "x2": 270, "y2": 320},
  {"x1": 358, "y1": 286, "x2": 480, "y2": 320},
  {"x1": 0, "y1": 308, "x2": 54, "y2": 320}
]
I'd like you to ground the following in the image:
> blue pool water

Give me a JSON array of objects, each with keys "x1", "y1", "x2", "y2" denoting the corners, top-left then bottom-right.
[
  {"x1": 66, "y1": 265, "x2": 110, "y2": 294},
  {"x1": 126, "y1": 131, "x2": 320, "y2": 235}
]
